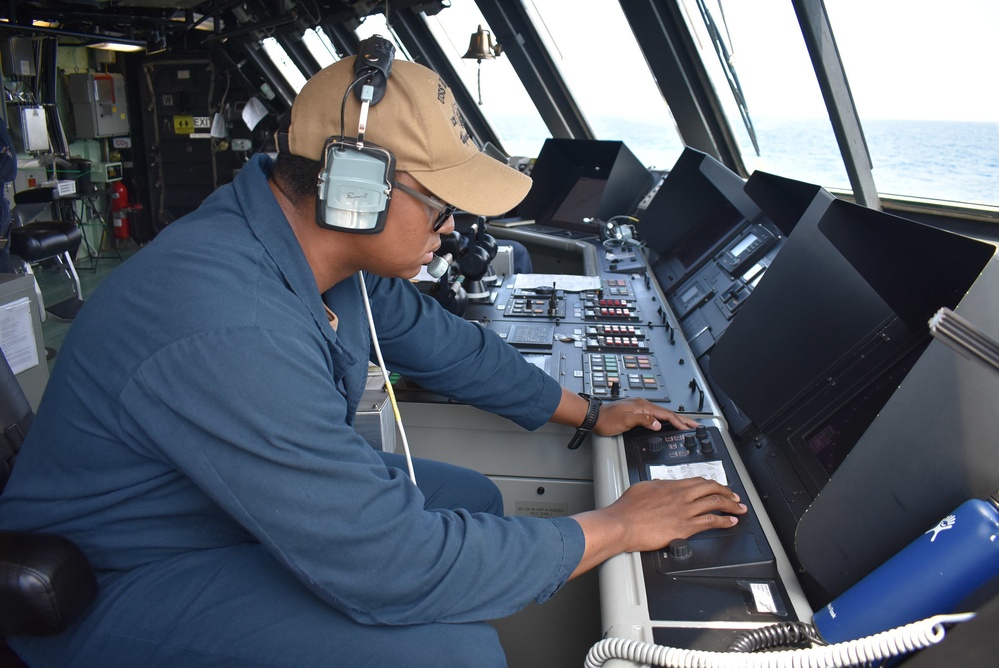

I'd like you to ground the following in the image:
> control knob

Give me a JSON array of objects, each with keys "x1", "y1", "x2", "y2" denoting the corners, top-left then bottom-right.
[
  {"x1": 667, "y1": 539, "x2": 692, "y2": 560},
  {"x1": 696, "y1": 425, "x2": 714, "y2": 454}
]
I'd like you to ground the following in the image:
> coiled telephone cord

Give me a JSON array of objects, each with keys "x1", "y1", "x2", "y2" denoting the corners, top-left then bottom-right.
[{"x1": 584, "y1": 612, "x2": 974, "y2": 668}]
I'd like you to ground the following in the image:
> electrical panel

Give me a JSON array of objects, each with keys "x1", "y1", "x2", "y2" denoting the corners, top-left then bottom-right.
[
  {"x1": 92, "y1": 161, "x2": 123, "y2": 183},
  {"x1": 16, "y1": 105, "x2": 50, "y2": 152},
  {"x1": 67, "y1": 72, "x2": 130, "y2": 138},
  {"x1": 0, "y1": 37, "x2": 37, "y2": 77}
]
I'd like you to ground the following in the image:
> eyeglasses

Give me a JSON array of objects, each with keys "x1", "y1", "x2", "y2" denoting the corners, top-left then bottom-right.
[{"x1": 392, "y1": 181, "x2": 456, "y2": 232}]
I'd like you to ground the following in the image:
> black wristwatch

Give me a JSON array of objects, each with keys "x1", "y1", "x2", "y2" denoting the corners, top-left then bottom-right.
[{"x1": 567, "y1": 393, "x2": 602, "y2": 450}]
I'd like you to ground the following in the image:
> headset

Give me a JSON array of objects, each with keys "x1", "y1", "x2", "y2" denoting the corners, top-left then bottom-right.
[
  {"x1": 592, "y1": 215, "x2": 642, "y2": 251},
  {"x1": 319, "y1": 36, "x2": 450, "y2": 279},
  {"x1": 275, "y1": 35, "x2": 449, "y2": 279},
  {"x1": 315, "y1": 35, "x2": 398, "y2": 236}
]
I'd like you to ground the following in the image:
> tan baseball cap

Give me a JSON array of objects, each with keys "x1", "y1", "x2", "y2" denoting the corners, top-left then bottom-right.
[{"x1": 286, "y1": 57, "x2": 532, "y2": 216}]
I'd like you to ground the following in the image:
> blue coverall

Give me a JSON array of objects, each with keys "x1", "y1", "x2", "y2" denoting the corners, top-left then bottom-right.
[{"x1": 0, "y1": 154, "x2": 584, "y2": 667}]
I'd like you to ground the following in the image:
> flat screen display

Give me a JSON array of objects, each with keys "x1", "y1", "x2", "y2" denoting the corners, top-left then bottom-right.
[
  {"x1": 673, "y1": 198, "x2": 746, "y2": 268},
  {"x1": 550, "y1": 177, "x2": 609, "y2": 226},
  {"x1": 637, "y1": 148, "x2": 757, "y2": 259},
  {"x1": 730, "y1": 233, "x2": 758, "y2": 257}
]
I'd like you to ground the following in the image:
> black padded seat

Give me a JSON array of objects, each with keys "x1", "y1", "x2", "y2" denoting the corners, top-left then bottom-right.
[
  {"x1": 9, "y1": 188, "x2": 86, "y2": 321},
  {"x1": 0, "y1": 531, "x2": 98, "y2": 636},
  {"x1": 9, "y1": 222, "x2": 82, "y2": 264},
  {"x1": 0, "y1": 347, "x2": 98, "y2": 651}
]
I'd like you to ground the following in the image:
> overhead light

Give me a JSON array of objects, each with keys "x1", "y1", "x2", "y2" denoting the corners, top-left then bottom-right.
[
  {"x1": 0, "y1": 19, "x2": 56, "y2": 28},
  {"x1": 88, "y1": 42, "x2": 146, "y2": 53},
  {"x1": 462, "y1": 25, "x2": 503, "y2": 105}
]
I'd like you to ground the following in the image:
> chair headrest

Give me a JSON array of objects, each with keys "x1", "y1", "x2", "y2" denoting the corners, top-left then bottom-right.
[
  {"x1": 14, "y1": 187, "x2": 63, "y2": 205},
  {"x1": 10, "y1": 202, "x2": 49, "y2": 228}
]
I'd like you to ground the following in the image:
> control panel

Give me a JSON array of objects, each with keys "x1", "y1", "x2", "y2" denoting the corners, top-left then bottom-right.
[
  {"x1": 665, "y1": 219, "x2": 783, "y2": 361},
  {"x1": 462, "y1": 274, "x2": 713, "y2": 411},
  {"x1": 623, "y1": 425, "x2": 799, "y2": 624},
  {"x1": 441, "y1": 173, "x2": 812, "y2": 650},
  {"x1": 717, "y1": 223, "x2": 777, "y2": 277}
]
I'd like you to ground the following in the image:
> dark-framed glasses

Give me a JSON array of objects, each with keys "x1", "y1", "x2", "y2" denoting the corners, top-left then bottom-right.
[{"x1": 392, "y1": 181, "x2": 456, "y2": 232}]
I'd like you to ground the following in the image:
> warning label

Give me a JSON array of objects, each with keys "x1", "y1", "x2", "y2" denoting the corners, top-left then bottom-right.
[{"x1": 515, "y1": 500, "x2": 569, "y2": 518}]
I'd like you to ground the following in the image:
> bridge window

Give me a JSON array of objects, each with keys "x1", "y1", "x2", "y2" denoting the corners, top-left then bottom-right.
[
  {"x1": 688, "y1": 0, "x2": 849, "y2": 191},
  {"x1": 423, "y1": 2, "x2": 549, "y2": 160},
  {"x1": 825, "y1": 0, "x2": 998, "y2": 207},
  {"x1": 527, "y1": 0, "x2": 684, "y2": 171},
  {"x1": 261, "y1": 37, "x2": 308, "y2": 92},
  {"x1": 303, "y1": 28, "x2": 339, "y2": 68}
]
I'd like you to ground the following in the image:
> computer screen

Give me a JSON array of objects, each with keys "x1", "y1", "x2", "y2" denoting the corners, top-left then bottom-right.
[
  {"x1": 517, "y1": 139, "x2": 652, "y2": 230},
  {"x1": 637, "y1": 147, "x2": 759, "y2": 258}
]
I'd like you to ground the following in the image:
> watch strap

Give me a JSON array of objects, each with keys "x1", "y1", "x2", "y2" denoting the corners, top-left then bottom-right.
[{"x1": 567, "y1": 393, "x2": 602, "y2": 450}]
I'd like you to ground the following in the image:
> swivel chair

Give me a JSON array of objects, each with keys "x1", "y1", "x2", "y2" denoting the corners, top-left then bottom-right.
[
  {"x1": 0, "y1": 349, "x2": 98, "y2": 664},
  {"x1": 9, "y1": 186, "x2": 85, "y2": 321}
]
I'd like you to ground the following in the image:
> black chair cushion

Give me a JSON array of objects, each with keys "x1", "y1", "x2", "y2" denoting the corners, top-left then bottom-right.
[
  {"x1": 9, "y1": 223, "x2": 83, "y2": 263},
  {"x1": 12, "y1": 187, "x2": 64, "y2": 205},
  {"x1": 0, "y1": 531, "x2": 98, "y2": 636}
]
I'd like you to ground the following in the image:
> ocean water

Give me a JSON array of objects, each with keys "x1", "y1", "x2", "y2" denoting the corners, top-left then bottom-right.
[
  {"x1": 749, "y1": 118, "x2": 999, "y2": 207},
  {"x1": 531, "y1": 115, "x2": 999, "y2": 208}
]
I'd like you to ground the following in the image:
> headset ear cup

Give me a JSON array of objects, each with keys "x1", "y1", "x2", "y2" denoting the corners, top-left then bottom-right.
[
  {"x1": 316, "y1": 140, "x2": 396, "y2": 233},
  {"x1": 316, "y1": 42, "x2": 397, "y2": 235}
]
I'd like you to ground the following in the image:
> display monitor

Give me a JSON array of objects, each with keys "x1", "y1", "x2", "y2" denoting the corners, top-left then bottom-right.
[
  {"x1": 711, "y1": 197, "x2": 995, "y2": 476},
  {"x1": 637, "y1": 147, "x2": 761, "y2": 258},
  {"x1": 516, "y1": 139, "x2": 652, "y2": 231}
]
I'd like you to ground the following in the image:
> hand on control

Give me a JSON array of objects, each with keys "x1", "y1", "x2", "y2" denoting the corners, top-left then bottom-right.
[
  {"x1": 593, "y1": 397, "x2": 699, "y2": 436},
  {"x1": 570, "y1": 476, "x2": 746, "y2": 578},
  {"x1": 572, "y1": 478, "x2": 747, "y2": 577},
  {"x1": 607, "y1": 476, "x2": 746, "y2": 553}
]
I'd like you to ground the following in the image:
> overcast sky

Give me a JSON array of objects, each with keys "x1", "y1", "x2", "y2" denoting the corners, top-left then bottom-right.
[
  {"x1": 721, "y1": 0, "x2": 998, "y2": 122},
  {"x1": 423, "y1": 0, "x2": 998, "y2": 142}
]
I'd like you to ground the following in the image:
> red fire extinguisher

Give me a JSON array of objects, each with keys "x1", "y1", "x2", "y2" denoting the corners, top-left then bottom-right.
[{"x1": 110, "y1": 180, "x2": 131, "y2": 240}]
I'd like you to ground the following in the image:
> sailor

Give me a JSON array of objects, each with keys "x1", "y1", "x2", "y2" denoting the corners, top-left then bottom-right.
[{"x1": 0, "y1": 56, "x2": 745, "y2": 667}]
